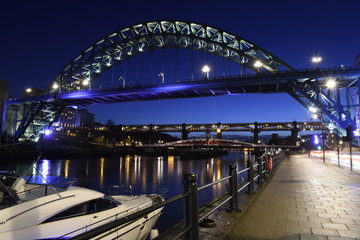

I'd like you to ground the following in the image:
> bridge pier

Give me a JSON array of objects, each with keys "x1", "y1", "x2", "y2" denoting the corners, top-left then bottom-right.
[
  {"x1": 291, "y1": 121, "x2": 299, "y2": 145},
  {"x1": 253, "y1": 122, "x2": 260, "y2": 144},
  {"x1": 182, "y1": 123, "x2": 188, "y2": 140},
  {"x1": 148, "y1": 124, "x2": 154, "y2": 144},
  {"x1": 216, "y1": 122, "x2": 222, "y2": 139}
]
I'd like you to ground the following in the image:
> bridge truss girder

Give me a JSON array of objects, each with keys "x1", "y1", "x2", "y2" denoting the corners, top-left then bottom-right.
[
  {"x1": 47, "y1": 20, "x2": 293, "y2": 94},
  {"x1": 7, "y1": 101, "x2": 66, "y2": 142},
  {"x1": 288, "y1": 77, "x2": 358, "y2": 137}
]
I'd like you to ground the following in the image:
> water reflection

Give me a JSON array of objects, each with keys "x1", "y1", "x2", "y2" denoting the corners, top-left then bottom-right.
[{"x1": 5, "y1": 151, "x2": 247, "y2": 232}]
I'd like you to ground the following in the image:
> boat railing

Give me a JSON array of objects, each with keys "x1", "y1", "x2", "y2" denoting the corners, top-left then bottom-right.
[{"x1": 65, "y1": 148, "x2": 288, "y2": 240}]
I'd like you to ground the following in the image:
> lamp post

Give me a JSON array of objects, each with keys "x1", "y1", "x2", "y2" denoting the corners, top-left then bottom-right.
[
  {"x1": 202, "y1": 65, "x2": 210, "y2": 79},
  {"x1": 158, "y1": 72, "x2": 164, "y2": 84},
  {"x1": 311, "y1": 55, "x2": 326, "y2": 162}
]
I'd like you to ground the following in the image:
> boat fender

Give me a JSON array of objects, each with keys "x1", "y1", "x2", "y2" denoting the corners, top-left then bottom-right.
[{"x1": 149, "y1": 227, "x2": 159, "y2": 240}]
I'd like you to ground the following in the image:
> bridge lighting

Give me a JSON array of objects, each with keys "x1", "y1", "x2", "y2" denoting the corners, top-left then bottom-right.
[
  {"x1": 82, "y1": 79, "x2": 89, "y2": 86},
  {"x1": 26, "y1": 88, "x2": 32, "y2": 93},
  {"x1": 311, "y1": 56, "x2": 322, "y2": 63},
  {"x1": 52, "y1": 83, "x2": 59, "y2": 89},
  {"x1": 326, "y1": 78, "x2": 336, "y2": 89},
  {"x1": 309, "y1": 106, "x2": 317, "y2": 113},
  {"x1": 254, "y1": 60, "x2": 263, "y2": 68},
  {"x1": 158, "y1": 72, "x2": 164, "y2": 84},
  {"x1": 202, "y1": 65, "x2": 210, "y2": 78}
]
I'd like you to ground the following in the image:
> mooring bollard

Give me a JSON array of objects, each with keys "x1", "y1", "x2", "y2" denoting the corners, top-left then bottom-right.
[
  {"x1": 184, "y1": 173, "x2": 199, "y2": 240},
  {"x1": 247, "y1": 156, "x2": 255, "y2": 193},
  {"x1": 227, "y1": 163, "x2": 239, "y2": 212}
]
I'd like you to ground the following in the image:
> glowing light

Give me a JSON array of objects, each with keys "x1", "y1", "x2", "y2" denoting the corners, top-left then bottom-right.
[
  {"x1": 82, "y1": 79, "x2": 89, "y2": 86},
  {"x1": 309, "y1": 107, "x2": 317, "y2": 113},
  {"x1": 312, "y1": 114, "x2": 318, "y2": 119},
  {"x1": 202, "y1": 65, "x2": 210, "y2": 73},
  {"x1": 44, "y1": 129, "x2": 51, "y2": 135},
  {"x1": 314, "y1": 135, "x2": 319, "y2": 144},
  {"x1": 312, "y1": 56, "x2": 322, "y2": 63},
  {"x1": 52, "y1": 83, "x2": 59, "y2": 89},
  {"x1": 254, "y1": 60, "x2": 263, "y2": 68},
  {"x1": 326, "y1": 78, "x2": 336, "y2": 89},
  {"x1": 26, "y1": 88, "x2": 32, "y2": 93}
]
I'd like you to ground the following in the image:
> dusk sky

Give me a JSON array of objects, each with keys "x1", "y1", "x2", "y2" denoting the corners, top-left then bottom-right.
[{"x1": 1, "y1": 0, "x2": 360, "y2": 126}]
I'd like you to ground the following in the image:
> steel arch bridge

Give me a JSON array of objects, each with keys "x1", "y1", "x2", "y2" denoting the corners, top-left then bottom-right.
[
  {"x1": 47, "y1": 20, "x2": 293, "y2": 94},
  {"x1": 4, "y1": 20, "x2": 360, "y2": 142}
]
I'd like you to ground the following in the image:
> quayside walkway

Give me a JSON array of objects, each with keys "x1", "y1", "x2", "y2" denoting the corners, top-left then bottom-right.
[{"x1": 225, "y1": 155, "x2": 360, "y2": 240}]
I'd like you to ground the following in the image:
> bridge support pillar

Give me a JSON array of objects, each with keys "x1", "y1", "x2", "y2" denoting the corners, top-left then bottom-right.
[
  {"x1": 216, "y1": 122, "x2": 222, "y2": 139},
  {"x1": 253, "y1": 122, "x2": 260, "y2": 144},
  {"x1": 182, "y1": 123, "x2": 188, "y2": 140},
  {"x1": 291, "y1": 121, "x2": 299, "y2": 145},
  {"x1": 148, "y1": 124, "x2": 154, "y2": 144}
]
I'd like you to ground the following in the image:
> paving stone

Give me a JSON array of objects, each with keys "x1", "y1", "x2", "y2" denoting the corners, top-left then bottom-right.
[
  {"x1": 337, "y1": 229, "x2": 360, "y2": 238},
  {"x1": 311, "y1": 227, "x2": 340, "y2": 236},
  {"x1": 225, "y1": 155, "x2": 360, "y2": 240},
  {"x1": 321, "y1": 222, "x2": 348, "y2": 230}
]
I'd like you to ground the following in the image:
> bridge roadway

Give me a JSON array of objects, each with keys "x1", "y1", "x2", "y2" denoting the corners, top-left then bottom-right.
[
  {"x1": 222, "y1": 154, "x2": 360, "y2": 240},
  {"x1": 9, "y1": 67, "x2": 360, "y2": 106}
]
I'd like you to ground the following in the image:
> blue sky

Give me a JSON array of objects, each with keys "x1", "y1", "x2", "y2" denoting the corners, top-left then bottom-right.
[{"x1": 1, "y1": 0, "x2": 359, "y2": 125}]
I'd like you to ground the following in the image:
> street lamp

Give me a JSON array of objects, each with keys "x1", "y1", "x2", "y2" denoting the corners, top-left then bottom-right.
[
  {"x1": 311, "y1": 55, "x2": 322, "y2": 69},
  {"x1": 158, "y1": 72, "x2": 164, "y2": 84},
  {"x1": 202, "y1": 65, "x2": 210, "y2": 79}
]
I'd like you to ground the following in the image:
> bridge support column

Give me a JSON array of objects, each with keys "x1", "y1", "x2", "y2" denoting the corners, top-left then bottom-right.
[
  {"x1": 148, "y1": 124, "x2": 154, "y2": 144},
  {"x1": 253, "y1": 122, "x2": 260, "y2": 144},
  {"x1": 216, "y1": 122, "x2": 222, "y2": 139},
  {"x1": 291, "y1": 121, "x2": 299, "y2": 145},
  {"x1": 182, "y1": 123, "x2": 188, "y2": 140}
]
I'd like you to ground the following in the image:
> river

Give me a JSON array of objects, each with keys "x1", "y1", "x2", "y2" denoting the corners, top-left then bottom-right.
[{"x1": 3, "y1": 151, "x2": 250, "y2": 233}]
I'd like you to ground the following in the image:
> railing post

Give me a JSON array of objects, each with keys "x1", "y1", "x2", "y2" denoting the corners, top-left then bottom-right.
[
  {"x1": 227, "y1": 163, "x2": 239, "y2": 212},
  {"x1": 184, "y1": 173, "x2": 199, "y2": 240},
  {"x1": 247, "y1": 156, "x2": 255, "y2": 193},
  {"x1": 257, "y1": 157, "x2": 263, "y2": 184},
  {"x1": 264, "y1": 156, "x2": 268, "y2": 179}
]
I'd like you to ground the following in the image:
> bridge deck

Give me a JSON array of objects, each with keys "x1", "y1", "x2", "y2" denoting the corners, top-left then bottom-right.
[{"x1": 226, "y1": 155, "x2": 360, "y2": 239}]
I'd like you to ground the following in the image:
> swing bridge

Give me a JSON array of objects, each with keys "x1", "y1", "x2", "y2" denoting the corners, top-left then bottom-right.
[{"x1": 3, "y1": 20, "x2": 360, "y2": 142}]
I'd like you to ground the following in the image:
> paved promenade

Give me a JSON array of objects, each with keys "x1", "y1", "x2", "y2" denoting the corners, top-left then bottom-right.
[{"x1": 225, "y1": 155, "x2": 360, "y2": 240}]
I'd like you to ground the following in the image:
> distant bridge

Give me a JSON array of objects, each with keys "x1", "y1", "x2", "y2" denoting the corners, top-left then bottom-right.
[
  {"x1": 4, "y1": 20, "x2": 360, "y2": 142},
  {"x1": 96, "y1": 121, "x2": 325, "y2": 144}
]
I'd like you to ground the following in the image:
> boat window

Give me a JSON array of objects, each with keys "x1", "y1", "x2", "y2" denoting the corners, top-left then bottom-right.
[
  {"x1": 93, "y1": 196, "x2": 119, "y2": 213},
  {"x1": 42, "y1": 203, "x2": 88, "y2": 223}
]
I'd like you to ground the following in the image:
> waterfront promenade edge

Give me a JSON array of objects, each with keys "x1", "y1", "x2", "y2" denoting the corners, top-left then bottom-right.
[{"x1": 224, "y1": 154, "x2": 360, "y2": 240}]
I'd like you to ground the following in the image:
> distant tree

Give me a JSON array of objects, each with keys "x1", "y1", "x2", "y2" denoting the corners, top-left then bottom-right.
[{"x1": 106, "y1": 119, "x2": 115, "y2": 126}]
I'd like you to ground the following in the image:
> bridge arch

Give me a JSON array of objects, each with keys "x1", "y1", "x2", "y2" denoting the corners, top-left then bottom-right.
[{"x1": 48, "y1": 20, "x2": 293, "y2": 93}]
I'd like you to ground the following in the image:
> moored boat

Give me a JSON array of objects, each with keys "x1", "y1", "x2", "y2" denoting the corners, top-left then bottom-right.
[{"x1": 0, "y1": 171, "x2": 163, "y2": 240}]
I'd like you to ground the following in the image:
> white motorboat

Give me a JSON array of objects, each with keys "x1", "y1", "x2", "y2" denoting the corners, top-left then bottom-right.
[{"x1": 0, "y1": 171, "x2": 164, "y2": 240}]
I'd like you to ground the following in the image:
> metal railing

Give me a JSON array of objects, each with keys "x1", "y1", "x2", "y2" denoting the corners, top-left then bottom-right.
[{"x1": 68, "y1": 149, "x2": 285, "y2": 240}]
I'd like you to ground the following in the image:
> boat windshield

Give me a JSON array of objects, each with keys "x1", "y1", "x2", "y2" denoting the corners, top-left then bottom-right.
[
  {"x1": 23, "y1": 175, "x2": 76, "y2": 189},
  {"x1": 0, "y1": 173, "x2": 76, "y2": 209}
]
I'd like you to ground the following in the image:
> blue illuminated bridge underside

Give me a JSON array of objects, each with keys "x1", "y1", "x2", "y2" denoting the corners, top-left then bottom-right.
[{"x1": 11, "y1": 67, "x2": 359, "y2": 106}]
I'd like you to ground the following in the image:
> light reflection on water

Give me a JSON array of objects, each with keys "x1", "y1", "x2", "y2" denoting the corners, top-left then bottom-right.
[{"x1": 5, "y1": 151, "x2": 249, "y2": 232}]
